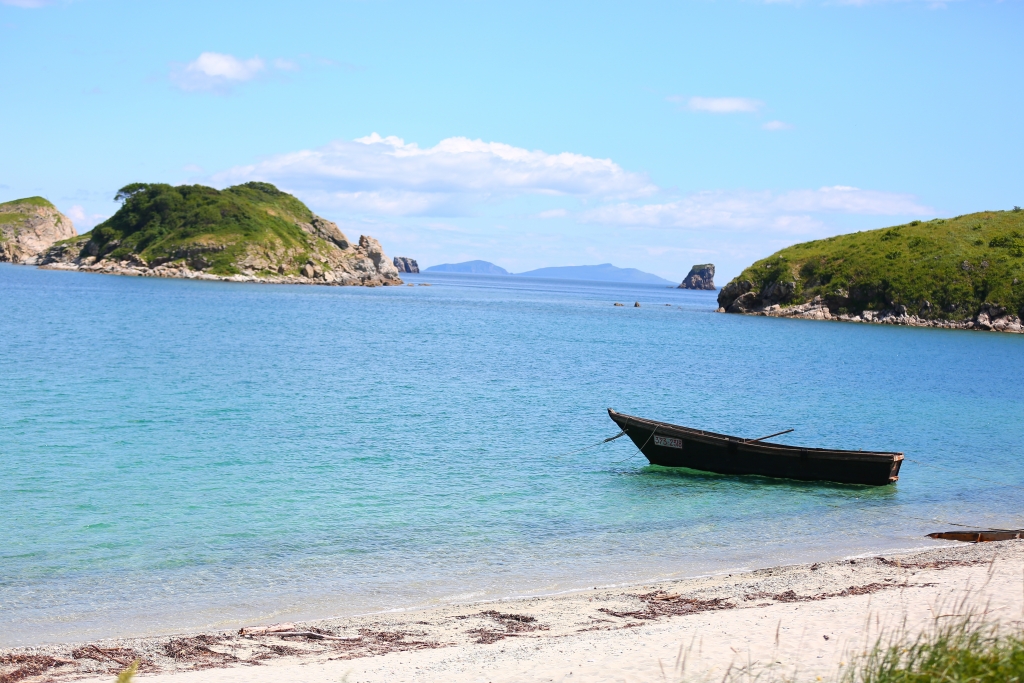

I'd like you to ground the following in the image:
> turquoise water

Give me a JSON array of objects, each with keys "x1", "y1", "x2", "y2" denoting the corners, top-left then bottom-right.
[{"x1": 2, "y1": 263, "x2": 1023, "y2": 647}]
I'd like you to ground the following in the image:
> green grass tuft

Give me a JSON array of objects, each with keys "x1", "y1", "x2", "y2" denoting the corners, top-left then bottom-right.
[
  {"x1": 114, "y1": 659, "x2": 139, "y2": 683},
  {"x1": 841, "y1": 615, "x2": 1024, "y2": 683}
]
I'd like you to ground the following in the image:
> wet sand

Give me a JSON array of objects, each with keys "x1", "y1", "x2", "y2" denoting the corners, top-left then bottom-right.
[{"x1": 5, "y1": 540, "x2": 1022, "y2": 683}]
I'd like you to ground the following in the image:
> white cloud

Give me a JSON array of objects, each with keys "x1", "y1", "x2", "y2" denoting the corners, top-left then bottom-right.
[
  {"x1": 683, "y1": 96, "x2": 764, "y2": 114},
  {"x1": 762, "y1": 120, "x2": 793, "y2": 131},
  {"x1": 0, "y1": 0, "x2": 53, "y2": 6},
  {"x1": 580, "y1": 186, "x2": 932, "y2": 234},
  {"x1": 537, "y1": 209, "x2": 568, "y2": 219},
  {"x1": 66, "y1": 205, "x2": 108, "y2": 230},
  {"x1": 214, "y1": 133, "x2": 657, "y2": 216},
  {"x1": 171, "y1": 52, "x2": 266, "y2": 92}
]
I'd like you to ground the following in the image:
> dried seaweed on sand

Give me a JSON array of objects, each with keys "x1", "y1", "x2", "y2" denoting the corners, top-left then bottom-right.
[
  {"x1": 599, "y1": 592, "x2": 735, "y2": 621},
  {"x1": 466, "y1": 611, "x2": 547, "y2": 644},
  {"x1": 0, "y1": 654, "x2": 76, "y2": 683},
  {"x1": 163, "y1": 635, "x2": 239, "y2": 669},
  {"x1": 744, "y1": 581, "x2": 925, "y2": 603}
]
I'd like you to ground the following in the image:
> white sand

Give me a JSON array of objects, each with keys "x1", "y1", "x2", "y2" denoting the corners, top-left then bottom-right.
[{"x1": 8, "y1": 541, "x2": 1023, "y2": 683}]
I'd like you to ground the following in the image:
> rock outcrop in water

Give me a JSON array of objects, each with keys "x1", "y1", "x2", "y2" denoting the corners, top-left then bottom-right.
[
  {"x1": 0, "y1": 197, "x2": 76, "y2": 264},
  {"x1": 393, "y1": 257, "x2": 419, "y2": 273},
  {"x1": 678, "y1": 264, "x2": 715, "y2": 290},
  {"x1": 38, "y1": 182, "x2": 402, "y2": 287}
]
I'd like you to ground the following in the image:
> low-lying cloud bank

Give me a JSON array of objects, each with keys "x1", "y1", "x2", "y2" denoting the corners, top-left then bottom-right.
[
  {"x1": 215, "y1": 134, "x2": 658, "y2": 216},
  {"x1": 215, "y1": 133, "x2": 932, "y2": 234}
]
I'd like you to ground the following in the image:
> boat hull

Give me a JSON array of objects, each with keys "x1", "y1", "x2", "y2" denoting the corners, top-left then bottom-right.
[{"x1": 608, "y1": 409, "x2": 902, "y2": 486}]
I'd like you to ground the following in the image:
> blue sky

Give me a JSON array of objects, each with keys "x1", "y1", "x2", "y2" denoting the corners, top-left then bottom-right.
[{"x1": 1, "y1": 0, "x2": 1021, "y2": 281}]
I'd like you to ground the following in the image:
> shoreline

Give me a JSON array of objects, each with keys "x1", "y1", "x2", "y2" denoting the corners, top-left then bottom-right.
[
  {"x1": 35, "y1": 261, "x2": 404, "y2": 287},
  {"x1": 718, "y1": 297, "x2": 1024, "y2": 334},
  {"x1": 5, "y1": 540, "x2": 1021, "y2": 682}
]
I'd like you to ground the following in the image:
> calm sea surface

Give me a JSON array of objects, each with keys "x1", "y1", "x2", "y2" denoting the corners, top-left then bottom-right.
[{"x1": 2, "y1": 263, "x2": 1023, "y2": 646}]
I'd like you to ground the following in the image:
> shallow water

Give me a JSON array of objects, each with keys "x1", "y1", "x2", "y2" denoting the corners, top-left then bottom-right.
[{"x1": 1, "y1": 263, "x2": 1022, "y2": 647}]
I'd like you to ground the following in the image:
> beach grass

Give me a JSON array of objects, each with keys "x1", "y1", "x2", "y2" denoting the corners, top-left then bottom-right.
[
  {"x1": 115, "y1": 660, "x2": 139, "y2": 683},
  {"x1": 838, "y1": 614, "x2": 1024, "y2": 683}
]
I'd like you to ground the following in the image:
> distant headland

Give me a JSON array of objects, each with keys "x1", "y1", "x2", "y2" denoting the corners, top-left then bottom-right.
[
  {"x1": 0, "y1": 197, "x2": 76, "y2": 264},
  {"x1": 517, "y1": 263, "x2": 674, "y2": 285},
  {"x1": 422, "y1": 260, "x2": 675, "y2": 285},
  {"x1": 425, "y1": 260, "x2": 510, "y2": 275},
  {"x1": 717, "y1": 210, "x2": 1024, "y2": 333},
  {"x1": 35, "y1": 182, "x2": 402, "y2": 287}
]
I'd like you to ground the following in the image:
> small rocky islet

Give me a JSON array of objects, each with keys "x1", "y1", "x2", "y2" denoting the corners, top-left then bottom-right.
[
  {"x1": 3, "y1": 182, "x2": 402, "y2": 287},
  {"x1": 678, "y1": 263, "x2": 715, "y2": 290},
  {"x1": 392, "y1": 256, "x2": 419, "y2": 273},
  {"x1": 717, "y1": 210, "x2": 1024, "y2": 333}
]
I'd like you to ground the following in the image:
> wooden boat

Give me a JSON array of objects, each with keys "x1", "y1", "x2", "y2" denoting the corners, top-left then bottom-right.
[
  {"x1": 607, "y1": 409, "x2": 903, "y2": 486},
  {"x1": 928, "y1": 530, "x2": 1024, "y2": 543}
]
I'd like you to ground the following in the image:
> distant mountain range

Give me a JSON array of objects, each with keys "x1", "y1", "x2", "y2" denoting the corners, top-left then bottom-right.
[
  {"x1": 424, "y1": 260, "x2": 674, "y2": 284},
  {"x1": 516, "y1": 263, "x2": 675, "y2": 285},
  {"x1": 424, "y1": 260, "x2": 510, "y2": 275}
]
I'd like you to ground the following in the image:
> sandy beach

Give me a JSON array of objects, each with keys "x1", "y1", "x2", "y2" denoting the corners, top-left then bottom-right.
[{"x1": 4, "y1": 540, "x2": 1022, "y2": 683}]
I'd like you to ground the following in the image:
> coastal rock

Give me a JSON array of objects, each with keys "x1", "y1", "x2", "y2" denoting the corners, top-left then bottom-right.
[
  {"x1": 717, "y1": 280, "x2": 754, "y2": 310},
  {"x1": 303, "y1": 215, "x2": 350, "y2": 250},
  {"x1": 760, "y1": 280, "x2": 796, "y2": 307},
  {"x1": 0, "y1": 198, "x2": 76, "y2": 264},
  {"x1": 393, "y1": 257, "x2": 420, "y2": 273},
  {"x1": 678, "y1": 263, "x2": 715, "y2": 290},
  {"x1": 727, "y1": 291, "x2": 760, "y2": 313},
  {"x1": 725, "y1": 296, "x2": 1024, "y2": 334}
]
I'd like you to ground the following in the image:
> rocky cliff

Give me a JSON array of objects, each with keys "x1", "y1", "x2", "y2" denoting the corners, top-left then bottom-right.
[
  {"x1": 717, "y1": 210, "x2": 1024, "y2": 333},
  {"x1": 678, "y1": 264, "x2": 715, "y2": 290},
  {"x1": 393, "y1": 256, "x2": 419, "y2": 273},
  {"x1": 38, "y1": 182, "x2": 402, "y2": 287},
  {"x1": 0, "y1": 197, "x2": 76, "y2": 264}
]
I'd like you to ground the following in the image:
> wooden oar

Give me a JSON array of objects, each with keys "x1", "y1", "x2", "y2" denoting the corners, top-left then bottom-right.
[{"x1": 746, "y1": 429, "x2": 794, "y2": 443}]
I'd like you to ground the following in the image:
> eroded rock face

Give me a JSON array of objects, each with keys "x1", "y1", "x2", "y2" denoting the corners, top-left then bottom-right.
[
  {"x1": 0, "y1": 199, "x2": 76, "y2": 264},
  {"x1": 393, "y1": 257, "x2": 419, "y2": 273},
  {"x1": 678, "y1": 264, "x2": 715, "y2": 290},
  {"x1": 37, "y1": 212, "x2": 402, "y2": 288},
  {"x1": 717, "y1": 280, "x2": 754, "y2": 310}
]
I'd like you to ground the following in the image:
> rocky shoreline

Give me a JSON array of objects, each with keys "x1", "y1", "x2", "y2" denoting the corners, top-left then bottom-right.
[
  {"x1": 37, "y1": 225, "x2": 402, "y2": 288},
  {"x1": 717, "y1": 281, "x2": 1023, "y2": 334},
  {"x1": 38, "y1": 258, "x2": 403, "y2": 287}
]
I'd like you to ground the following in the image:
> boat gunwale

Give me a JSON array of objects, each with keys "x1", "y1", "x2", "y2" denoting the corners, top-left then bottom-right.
[{"x1": 608, "y1": 409, "x2": 903, "y2": 464}]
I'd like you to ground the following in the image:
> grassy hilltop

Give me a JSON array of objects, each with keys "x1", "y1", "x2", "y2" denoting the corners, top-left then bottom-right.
[
  {"x1": 0, "y1": 196, "x2": 57, "y2": 211},
  {"x1": 62, "y1": 182, "x2": 322, "y2": 276},
  {"x1": 0, "y1": 196, "x2": 57, "y2": 229},
  {"x1": 726, "y1": 209, "x2": 1024, "y2": 320}
]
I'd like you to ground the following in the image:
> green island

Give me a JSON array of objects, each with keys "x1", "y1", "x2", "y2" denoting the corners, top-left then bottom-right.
[
  {"x1": 40, "y1": 182, "x2": 401, "y2": 286},
  {"x1": 717, "y1": 209, "x2": 1024, "y2": 332}
]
